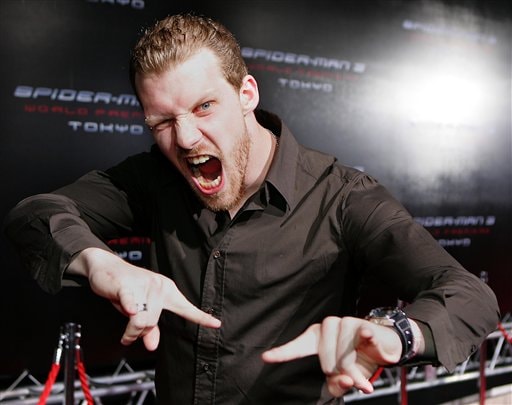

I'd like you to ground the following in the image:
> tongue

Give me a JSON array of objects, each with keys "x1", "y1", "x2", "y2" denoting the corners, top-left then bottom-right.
[{"x1": 198, "y1": 158, "x2": 221, "y2": 179}]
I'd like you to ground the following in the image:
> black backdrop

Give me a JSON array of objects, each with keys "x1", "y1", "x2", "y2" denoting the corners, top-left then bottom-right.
[{"x1": 1, "y1": 0, "x2": 511, "y2": 380}]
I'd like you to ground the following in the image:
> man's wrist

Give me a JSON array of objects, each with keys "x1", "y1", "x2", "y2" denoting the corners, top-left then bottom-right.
[
  {"x1": 408, "y1": 319, "x2": 425, "y2": 357},
  {"x1": 366, "y1": 307, "x2": 418, "y2": 365},
  {"x1": 66, "y1": 247, "x2": 114, "y2": 277}
]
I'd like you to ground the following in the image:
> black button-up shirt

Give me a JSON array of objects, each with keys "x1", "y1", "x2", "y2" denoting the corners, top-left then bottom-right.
[{"x1": 4, "y1": 111, "x2": 499, "y2": 404}]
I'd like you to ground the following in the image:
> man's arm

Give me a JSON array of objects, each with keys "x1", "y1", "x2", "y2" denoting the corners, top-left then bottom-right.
[
  {"x1": 68, "y1": 247, "x2": 221, "y2": 350},
  {"x1": 4, "y1": 165, "x2": 220, "y2": 348},
  {"x1": 341, "y1": 174, "x2": 500, "y2": 370},
  {"x1": 264, "y1": 172, "x2": 499, "y2": 397}
]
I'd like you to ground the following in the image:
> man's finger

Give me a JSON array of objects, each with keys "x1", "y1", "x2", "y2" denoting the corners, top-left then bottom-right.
[
  {"x1": 262, "y1": 324, "x2": 321, "y2": 363},
  {"x1": 318, "y1": 317, "x2": 343, "y2": 375},
  {"x1": 117, "y1": 288, "x2": 138, "y2": 316},
  {"x1": 121, "y1": 308, "x2": 160, "y2": 348},
  {"x1": 335, "y1": 363, "x2": 374, "y2": 394},
  {"x1": 121, "y1": 317, "x2": 145, "y2": 346},
  {"x1": 165, "y1": 283, "x2": 221, "y2": 328},
  {"x1": 142, "y1": 326, "x2": 160, "y2": 351},
  {"x1": 327, "y1": 374, "x2": 354, "y2": 397}
]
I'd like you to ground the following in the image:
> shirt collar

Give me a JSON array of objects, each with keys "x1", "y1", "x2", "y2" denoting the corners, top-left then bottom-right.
[{"x1": 255, "y1": 110, "x2": 299, "y2": 213}]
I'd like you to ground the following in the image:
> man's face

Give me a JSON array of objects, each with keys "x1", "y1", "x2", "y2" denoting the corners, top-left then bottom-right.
[{"x1": 136, "y1": 49, "x2": 252, "y2": 212}]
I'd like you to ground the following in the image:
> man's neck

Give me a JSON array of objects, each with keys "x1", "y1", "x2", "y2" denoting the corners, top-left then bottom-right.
[{"x1": 228, "y1": 124, "x2": 277, "y2": 218}]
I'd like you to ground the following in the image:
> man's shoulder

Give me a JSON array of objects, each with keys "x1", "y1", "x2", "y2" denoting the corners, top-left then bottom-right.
[{"x1": 297, "y1": 143, "x2": 365, "y2": 184}]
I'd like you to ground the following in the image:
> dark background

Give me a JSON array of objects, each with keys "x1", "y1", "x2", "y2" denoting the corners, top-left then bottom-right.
[{"x1": 1, "y1": 0, "x2": 510, "y2": 382}]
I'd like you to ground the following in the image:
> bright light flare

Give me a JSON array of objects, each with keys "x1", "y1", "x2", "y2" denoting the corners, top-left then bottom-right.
[{"x1": 408, "y1": 74, "x2": 485, "y2": 126}]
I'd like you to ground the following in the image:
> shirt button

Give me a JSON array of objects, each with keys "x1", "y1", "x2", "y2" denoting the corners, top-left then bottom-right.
[
  {"x1": 203, "y1": 362, "x2": 210, "y2": 372},
  {"x1": 213, "y1": 250, "x2": 221, "y2": 259}
]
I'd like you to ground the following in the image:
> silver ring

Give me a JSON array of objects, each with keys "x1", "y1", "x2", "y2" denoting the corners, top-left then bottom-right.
[{"x1": 136, "y1": 303, "x2": 148, "y2": 312}]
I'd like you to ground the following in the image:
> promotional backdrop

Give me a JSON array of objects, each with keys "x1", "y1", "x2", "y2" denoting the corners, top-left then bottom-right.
[{"x1": 1, "y1": 0, "x2": 510, "y2": 380}]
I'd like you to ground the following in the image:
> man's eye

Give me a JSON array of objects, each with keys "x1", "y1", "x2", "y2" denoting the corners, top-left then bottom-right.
[
  {"x1": 200, "y1": 102, "x2": 211, "y2": 111},
  {"x1": 153, "y1": 119, "x2": 173, "y2": 131}
]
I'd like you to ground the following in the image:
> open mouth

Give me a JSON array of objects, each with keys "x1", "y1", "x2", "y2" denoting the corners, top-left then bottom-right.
[{"x1": 187, "y1": 155, "x2": 223, "y2": 193}]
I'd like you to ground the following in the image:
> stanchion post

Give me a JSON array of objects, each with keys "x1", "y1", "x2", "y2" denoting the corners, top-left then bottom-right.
[
  {"x1": 400, "y1": 367, "x2": 408, "y2": 405},
  {"x1": 63, "y1": 323, "x2": 81, "y2": 405}
]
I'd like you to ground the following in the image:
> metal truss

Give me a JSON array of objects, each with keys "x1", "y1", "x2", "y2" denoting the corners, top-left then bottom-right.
[
  {"x1": 1, "y1": 317, "x2": 511, "y2": 404},
  {"x1": 345, "y1": 315, "x2": 512, "y2": 402},
  {"x1": 0, "y1": 359, "x2": 156, "y2": 404}
]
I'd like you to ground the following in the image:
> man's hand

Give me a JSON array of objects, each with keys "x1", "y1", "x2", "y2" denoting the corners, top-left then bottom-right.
[
  {"x1": 67, "y1": 248, "x2": 221, "y2": 350},
  {"x1": 262, "y1": 316, "x2": 404, "y2": 397}
]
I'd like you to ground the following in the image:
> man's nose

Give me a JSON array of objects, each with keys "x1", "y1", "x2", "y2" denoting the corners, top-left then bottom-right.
[{"x1": 175, "y1": 118, "x2": 202, "y2": 150}]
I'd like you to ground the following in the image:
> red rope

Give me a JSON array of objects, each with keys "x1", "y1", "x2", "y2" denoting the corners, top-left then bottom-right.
[
  {"x1": 369, "y1": 366, "x2": 384, "y2": 383},
  {"x1": 497, "y1": 322, "x2": 512, "y2": 344},
  {"x1": 367, "y1": 322, "x2": 511, "y2": 399},
  {"x1": 37, "y1": 350, "x2": 94, "y2": 404},
  {"x1": 37, "y1": 363, "x2": 60, "y2": 405},
  {"x1": 76, "y1": 352, "x2": 94, "y2": 405}
]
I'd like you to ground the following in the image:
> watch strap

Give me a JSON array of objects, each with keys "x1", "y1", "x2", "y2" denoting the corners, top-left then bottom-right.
[
  {"x1": 367, "y1": 307, "x2": 416, "y2": 366},
  {"x1": 393, "y1": 312, "x2": 415, "y2": 365}
]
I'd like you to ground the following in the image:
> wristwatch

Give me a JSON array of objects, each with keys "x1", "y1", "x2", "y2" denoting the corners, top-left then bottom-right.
[{"x1": 366, "y1": 307, "x2": 416, "y2": 365}]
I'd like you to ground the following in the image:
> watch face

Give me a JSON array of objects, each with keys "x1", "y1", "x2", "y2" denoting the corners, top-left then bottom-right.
[
  {"x1": 369, "y1": 307, "x2": 401, "y2": 319},
  {"x1": 369, "y1": 317, "x2": 393, "y2": 326}
]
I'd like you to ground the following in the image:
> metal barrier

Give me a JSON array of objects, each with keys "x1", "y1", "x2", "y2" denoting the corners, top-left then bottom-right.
[
  {"x1": 1, "y1": 317, "x2": 511, "y2": 404},
  {"x1": 345, "y1": 316, "x2": 512, "y2": 403}
]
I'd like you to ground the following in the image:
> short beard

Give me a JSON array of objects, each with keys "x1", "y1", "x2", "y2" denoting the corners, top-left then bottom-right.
[{"x1": 198, "y1": 129, "x2": 251, "y2": 213}]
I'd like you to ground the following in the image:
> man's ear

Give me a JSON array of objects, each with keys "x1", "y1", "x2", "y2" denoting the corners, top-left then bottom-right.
[{"x1": 239, "y1": 75, "x2": 260, "y2": 115}]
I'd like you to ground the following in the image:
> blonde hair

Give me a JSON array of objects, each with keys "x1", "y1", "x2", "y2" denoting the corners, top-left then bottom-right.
[{"x1": 131, "y1": 14, "x2": 248, "y2": 90}]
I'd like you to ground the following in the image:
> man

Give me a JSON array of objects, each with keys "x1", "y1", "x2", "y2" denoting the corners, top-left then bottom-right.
[{"x1": 4, "y1": 13, "x2": 499, "y2": 404}]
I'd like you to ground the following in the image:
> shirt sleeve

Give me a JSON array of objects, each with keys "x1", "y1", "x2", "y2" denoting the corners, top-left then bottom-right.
[
  {"x1": 341, "y1": 172, "x2": 500, "y2": 372},
  {"x1": 3, "y1": 192, "x2": 112, "y2": 294},
  {"x1": 3, "y1": 153, "x2": 155, "y2": 294}
]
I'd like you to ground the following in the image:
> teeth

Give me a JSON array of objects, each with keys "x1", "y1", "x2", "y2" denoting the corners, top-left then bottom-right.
[
  {"x1": 190, "y1": 166, "x2": 221, "y2": 190},
  {"x1": 197, "y1": 174, "x2": 221, "y2": 189},
  {"x1": 188, "y1": 155, "x2": 210, "y2": 165}
]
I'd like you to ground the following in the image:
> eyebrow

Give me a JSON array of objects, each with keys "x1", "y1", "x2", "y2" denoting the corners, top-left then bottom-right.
[
  {"x1": 144, "y1": 89, "x2": 217, "y2": 128},
  {"x1": 144, "y1": 115, "x2": 172, "y2": 128}
]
